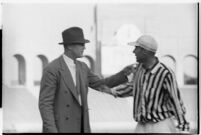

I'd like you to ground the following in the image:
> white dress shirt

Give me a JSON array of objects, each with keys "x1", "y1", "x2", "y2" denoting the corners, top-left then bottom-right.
[
  {"x1": 63, "y1": 54, "x2": 76, "y2": 86},
  {"x1": 63, "y1": 54, "x2": 82, "y2": 105}
]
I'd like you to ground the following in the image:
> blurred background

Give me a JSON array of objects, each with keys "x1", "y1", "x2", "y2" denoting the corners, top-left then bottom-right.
[{"x1": 2, "y1": 2, "x2": 198, "y2": 133}]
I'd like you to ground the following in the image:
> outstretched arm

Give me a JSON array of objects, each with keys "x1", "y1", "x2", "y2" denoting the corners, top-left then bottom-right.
[
  {"x1": 111, "y1": 82, "x2": 133, "y2": 98},
  {"x1": 90, "y1": 64, "x2": 135, "y2": 88}
]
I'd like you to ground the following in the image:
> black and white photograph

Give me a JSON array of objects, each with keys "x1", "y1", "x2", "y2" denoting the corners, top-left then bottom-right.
[{"x1": 2, "y1": 1, "x2": 199, "y2": 134}]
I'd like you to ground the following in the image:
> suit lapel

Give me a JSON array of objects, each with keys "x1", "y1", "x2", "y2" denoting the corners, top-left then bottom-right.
[{"x1": 58, "y1": 56, "x2": 80, "y2": 104}]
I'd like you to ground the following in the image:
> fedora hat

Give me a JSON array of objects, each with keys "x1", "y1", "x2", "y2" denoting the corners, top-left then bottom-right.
[{"x1": 59, "y1": 27, "x2": 90, "y2": 45}]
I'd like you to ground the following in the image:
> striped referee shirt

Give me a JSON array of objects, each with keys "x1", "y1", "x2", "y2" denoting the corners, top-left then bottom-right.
[{"x1": 117, "y1": 58, "x2": 189, "y2": 129}]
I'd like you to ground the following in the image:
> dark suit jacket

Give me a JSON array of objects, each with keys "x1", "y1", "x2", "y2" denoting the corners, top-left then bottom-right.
[{"x1": 39, "y1": 55, "x2": 127, "y2": 133}]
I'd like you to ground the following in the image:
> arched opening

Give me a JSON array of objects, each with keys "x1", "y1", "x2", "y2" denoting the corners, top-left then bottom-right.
[
  {"x1": 14, "y1": 54, "x2": 26, "y2": 85},
  {"x1": 84, "y1": 55, "x2": 95, "y2": 72},
  {"x1": 34, "y1": 55, "x2": 49, "y2": 86},
  {"x1": 161, "y1": 55, "x2": 176, "y2": 73},
  {"x1": 78, "y1": 55, "x2": 95, "y2": 72},
  {"x1": 183, "y1": 55, "x2": 197, "y2": 85},
  {"x1": 37, "y1": 55, "x2": 49, "y2": 71}
]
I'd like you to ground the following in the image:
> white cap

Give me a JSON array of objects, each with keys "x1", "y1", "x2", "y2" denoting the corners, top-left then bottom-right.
[{"x1": 128, "y1": 35, "x2": 158, "y2": 52}]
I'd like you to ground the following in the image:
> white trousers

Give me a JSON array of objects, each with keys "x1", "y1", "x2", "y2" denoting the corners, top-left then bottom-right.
[{"x1": 134, "y1": 117, "x2": 177, "y2": 133}]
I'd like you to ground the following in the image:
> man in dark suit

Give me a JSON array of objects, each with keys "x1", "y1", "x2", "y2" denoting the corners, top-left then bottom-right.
[{"x1": 38, "y1": 27, "x2": 130, "y2": 133}]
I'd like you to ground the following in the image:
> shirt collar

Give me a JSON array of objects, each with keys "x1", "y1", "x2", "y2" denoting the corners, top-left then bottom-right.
[
  {"x1": 140, "y1": 57, "x2": 160, "y2": 74},
  {"x1": 150, "y1": 58, "x2": 160, "y2": 74},
  {"x1": 63, "y1": 54, "x2": 75, "y2": 66}
]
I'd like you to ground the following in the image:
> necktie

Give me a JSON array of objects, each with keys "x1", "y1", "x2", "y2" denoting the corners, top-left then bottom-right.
[
  {"x1": 75, "y1": 61, "x2": 82, "y2": 105},
  {"x1": 75, "y1": 61, "x2": 84, "y2": 133}
]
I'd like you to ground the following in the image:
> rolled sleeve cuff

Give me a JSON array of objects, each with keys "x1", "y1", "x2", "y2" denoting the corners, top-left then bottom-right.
[{"x1": 177, "y1": 122, "x2": 190, "y2": 131}]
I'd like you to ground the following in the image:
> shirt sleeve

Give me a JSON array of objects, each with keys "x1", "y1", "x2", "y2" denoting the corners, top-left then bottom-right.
[
  {"x1": 111, "y1": 83, "x2": 133, "y2": 97},
  {"x1": 164, "y1": 71, "x2": 190, "y2": 131}
]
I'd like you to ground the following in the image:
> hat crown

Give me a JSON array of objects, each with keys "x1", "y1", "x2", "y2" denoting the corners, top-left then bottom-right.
[
  {"x1": 59, "y1": 27, "x2": 89, "y2": 45},
  {"x1": 137, "y1": 35, "x2": 158, "y2": 52}
]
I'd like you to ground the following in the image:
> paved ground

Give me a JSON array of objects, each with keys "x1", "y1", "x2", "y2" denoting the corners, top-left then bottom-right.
[
  {"x1": 2, "y1": 85, "x2": 198, "y2": 133},
  {"x1": 88, "y1": 86, "x2": 198, "y2": 133}
]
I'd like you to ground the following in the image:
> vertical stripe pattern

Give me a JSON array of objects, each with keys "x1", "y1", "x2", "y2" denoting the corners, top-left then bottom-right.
[{"x1": 132, "y1": 59, "x2": 187, "y2": 125}]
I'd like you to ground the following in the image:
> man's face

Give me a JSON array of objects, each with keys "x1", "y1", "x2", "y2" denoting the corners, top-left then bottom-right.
[
  {"x1": 69, "y1": 43, "x2": 86, "y2": 58},
  {"x1": 133, "y1": 46, "x2": 146, "y2": 63}
]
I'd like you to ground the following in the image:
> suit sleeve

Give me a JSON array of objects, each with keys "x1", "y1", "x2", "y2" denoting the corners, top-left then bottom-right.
[
  {"x1": 38, "y1": 67, "x2": 58, "y2": 133},
  {"x1": 85, "y1": 63, "x2": 127, "y2": 89},
  {"x1": 86, "y1": 66, "x2": 104, "y2": 90},
  {"x1": 103, "y1": 71, "x2": 128, "y2": 88}
]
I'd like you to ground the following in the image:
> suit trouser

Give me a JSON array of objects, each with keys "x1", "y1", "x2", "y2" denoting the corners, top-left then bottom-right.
[
  {"x1": 134, "y1": 117, "x2": 177, "y2": 133},
  {"x1": 81, "y1": 106, "x2": 84, "y2": 133}
]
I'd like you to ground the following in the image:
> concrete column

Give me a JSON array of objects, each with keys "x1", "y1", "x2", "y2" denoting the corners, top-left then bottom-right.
[{"x1": 25, "y1": 54, "x2": 35, "y2": 95}]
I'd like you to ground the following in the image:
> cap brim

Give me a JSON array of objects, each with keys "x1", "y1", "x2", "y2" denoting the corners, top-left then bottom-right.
[{"x1": 127, "y1": 41, "x2": 139, "y2": 46}]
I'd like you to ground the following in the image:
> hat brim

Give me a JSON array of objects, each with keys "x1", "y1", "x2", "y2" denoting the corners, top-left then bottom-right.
[{"x1": 59, "y1": 39, "x2": 90, "y2": 45}]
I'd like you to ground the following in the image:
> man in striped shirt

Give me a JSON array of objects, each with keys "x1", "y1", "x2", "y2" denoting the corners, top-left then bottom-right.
[{"x1": 111, "y1": 35, "x2": 190, "y2": 133}]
